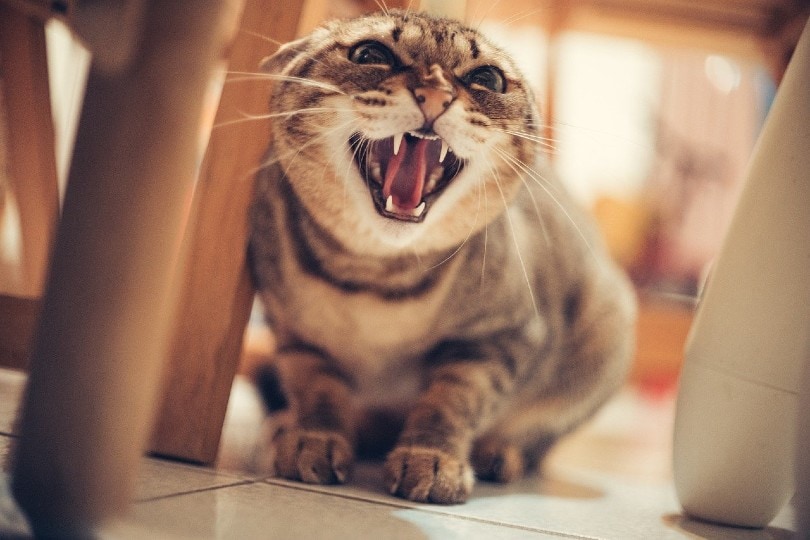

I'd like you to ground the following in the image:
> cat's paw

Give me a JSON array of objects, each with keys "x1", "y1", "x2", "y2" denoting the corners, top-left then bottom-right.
[
  {"x1": 384, "y1": 446, "x2": 474, "y2": 504},
  {"x1": 273, "y1": 428, "x2": 353, "y2": 484},
  {"x1": 470, "y1": 439, "x2": 525, "y2": 483}
]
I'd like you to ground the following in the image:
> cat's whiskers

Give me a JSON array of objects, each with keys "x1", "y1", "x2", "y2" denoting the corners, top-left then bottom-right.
[
  {"x1": 420, "y1": 171, "x2": 486, "y2": 272},
  {"x1": 480, "y1": 158, "x2": 504, "y2": 287},
  {"x1": 338, "y1": 129, "x2": 372, "y2": 227},
  {"x1": 213, "y1": 106, "x2": 352, "y2": 130},
  {"x1": 238, "y1": 28, "x2": 286, "y2": 48},
  {"x1": 282, "y1": 116, "x2": 359, "y2": 178},
  {"x1": 236, "y1": 30, "x2": 334, "y2": 73},
  {"x1": 226, "y1": 108, "x2": 349, "y2": 183},
  {"x1": 490, "y1": 147, "x2": 551, "y2": 249},
  {"x1": 488, "y1": 158, "x2": 541, "y2": 321},
  {"x1": 258, "y1": 115, "x2": 357, "y2": 179},
  {"x1": 402, "y1": 0, "x2": 418, "y2": 17},
  {"x1": 225, "y1": 71, "x2": 346, "y2": 95},
  {"x1": 371, "y1": 0, "x2": 391, "y2": 16},
  {"x1": 493, "y1": 146, "x2": 600, "y2": 265},
  {"x1": 468, "y1": 2, "x2": 547, "y2": 31},
  {"x1": 469, "y1": 0, "x2": 503, "y2": 30},
  {"x1": 498, "y1": 7, "x2": 548, "y2": 27},
  {"x1": 492, "y1": 127, "x2": 557, "y2": 152}
]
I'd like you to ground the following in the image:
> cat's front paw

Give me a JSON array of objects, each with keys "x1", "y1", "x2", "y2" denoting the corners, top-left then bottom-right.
[
  {"x1": 273, "y1": 428, "x2": 353, "y2": 484},
  {"x1": 384, "y1": 446, "x2": 474, "y2": 504}
]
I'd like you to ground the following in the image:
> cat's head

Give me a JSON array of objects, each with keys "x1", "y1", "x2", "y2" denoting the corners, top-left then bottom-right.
[{"x1": 263, "y1": 10, "x2": 541, "y2": 255}]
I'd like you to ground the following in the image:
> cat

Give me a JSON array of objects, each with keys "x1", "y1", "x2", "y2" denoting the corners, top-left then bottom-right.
[{"x1": 248, "y1": 8, "x2": 636, "y2": 504}]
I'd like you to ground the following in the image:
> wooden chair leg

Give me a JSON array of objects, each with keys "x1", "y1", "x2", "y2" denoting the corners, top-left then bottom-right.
[
  {"x1": 0, "y1": 5, "x2": 59, "y2": 300},
  {"x1": 0, "y1": 294, "x2": 40, "y2": 371},
  {"x1": 0, "y1": 6, "x2": 59, "y2": 374},
  {"x1": 11, "y1": 0, "x2": 242, "y2": 534},
  {"x1": 147, "y1": 0, "x2": 307, "y2": 465}
]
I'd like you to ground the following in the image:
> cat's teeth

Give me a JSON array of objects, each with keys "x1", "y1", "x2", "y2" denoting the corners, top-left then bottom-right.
[
  {"x1": 385, "y1": 195, "x2": 426, "y2": 218},
  {"x1": 439, "y1": 140, "x2": 449, "y2": 163},
  {"x1": 371, "y1": 162, "x2": 382, "y2": 183},
  {"x1": 393, "y1": 133, "x2": 404, "y2": 155},
  {"x1": 426, "y1": 166, "x2": 444, "y2": 192}
]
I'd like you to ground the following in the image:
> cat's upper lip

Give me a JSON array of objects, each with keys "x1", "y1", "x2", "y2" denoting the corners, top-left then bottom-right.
[{"x1": 350, "y1": 131, "x2": 463, "y2": 223}]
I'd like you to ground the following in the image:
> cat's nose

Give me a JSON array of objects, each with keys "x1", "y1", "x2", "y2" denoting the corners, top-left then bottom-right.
[{"x1": 413, "y1": 86, "x2": 455, "y2": 126}]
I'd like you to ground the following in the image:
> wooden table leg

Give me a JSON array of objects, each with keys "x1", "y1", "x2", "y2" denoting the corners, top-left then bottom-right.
[
  {"x1": 148, "y1": 0, "x2": 306, "y2": 465},
  {"x1": 10, "y1": 0, "x2": 242, "y2": 535}
]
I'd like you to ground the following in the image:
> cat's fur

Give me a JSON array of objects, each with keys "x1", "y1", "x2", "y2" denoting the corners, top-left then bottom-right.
[{"x1": 249, "y1": 9, "x2": 636, "y2": 504}]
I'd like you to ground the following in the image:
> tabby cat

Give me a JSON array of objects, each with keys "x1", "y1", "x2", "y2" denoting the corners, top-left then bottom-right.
[{"x1": 249, "y1": 9, "x2": 636, "y2": 504}]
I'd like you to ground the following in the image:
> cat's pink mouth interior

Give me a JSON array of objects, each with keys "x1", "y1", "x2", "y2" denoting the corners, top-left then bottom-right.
[{"x1": 350, "y1": 132, "x2": 463, "y2": 223}]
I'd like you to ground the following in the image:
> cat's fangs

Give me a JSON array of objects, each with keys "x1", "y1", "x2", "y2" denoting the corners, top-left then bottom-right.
[
  {"x1": 392, "y1": 132, "x2": 451, "y2": 163},
  {"x1": 439, "y1": 140, "x2": 449, "y2": 162},
  {"x1": 393, "y1": 133, "x2": 403, "y2": 155},
  {"x1": 386, "y1": 195, "x2": 426, "y2": 217}
]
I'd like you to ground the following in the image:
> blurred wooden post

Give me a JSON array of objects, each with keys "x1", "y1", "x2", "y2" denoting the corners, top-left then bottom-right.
[
  {"x1": 0, "y1": 5, "x2": 60, "y2": 373},
  {"x1": 148, "y1": 0, "x2": 307, "y2": 465},
  {"x1": 11, "y1": 0, "x2": 242, "y2": 535},
  {"x1": 0, "y1": 5, "x2": 59, "y2": 298}
]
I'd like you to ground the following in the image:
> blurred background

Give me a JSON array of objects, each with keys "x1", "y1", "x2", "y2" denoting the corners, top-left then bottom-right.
[{"x1": 2, "y1": 0, "x2": 809, "y2": 398}]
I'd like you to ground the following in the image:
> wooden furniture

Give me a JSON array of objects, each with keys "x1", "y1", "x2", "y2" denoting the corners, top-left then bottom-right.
[
  {"x1": 1, "y1": 0, "x2": 410, "y2": 532},
  {"x1": 6, "y1": 0, "x2": 245, "y2": 534},
  {"x1": 147, "y1": 0, "x2": 307, "y2": 465},
  {"x1": 0, "y1": 4, "x2": 59, "y2": 369}
]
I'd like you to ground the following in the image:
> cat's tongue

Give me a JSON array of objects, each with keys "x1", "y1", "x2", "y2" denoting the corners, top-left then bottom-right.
[{"x1": 382, "y1": 137, "x2": 428, "y2": 211}]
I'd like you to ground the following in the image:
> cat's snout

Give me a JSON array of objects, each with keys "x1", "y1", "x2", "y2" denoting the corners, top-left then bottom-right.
[{"x1": 413, "y1": 86, "x2": 455, "y2": 127}]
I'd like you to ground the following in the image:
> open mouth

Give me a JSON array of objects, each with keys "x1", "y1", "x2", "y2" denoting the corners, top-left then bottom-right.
[{"x1": 350, "y1": 131, "x2": 464, "y2": 223}]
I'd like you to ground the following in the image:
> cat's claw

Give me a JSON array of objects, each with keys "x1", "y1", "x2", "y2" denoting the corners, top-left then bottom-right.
[
  {"x1": 273, "y1": 428, "x2": 353, "y2": 485},
  {"x1": 384, "y1": 446, "x2": 474, "y2": 504}
]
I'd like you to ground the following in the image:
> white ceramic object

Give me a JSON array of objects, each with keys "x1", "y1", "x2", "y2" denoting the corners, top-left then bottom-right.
[{"x1": 672, "y1": 17, "x2": 810, "y2": 529}]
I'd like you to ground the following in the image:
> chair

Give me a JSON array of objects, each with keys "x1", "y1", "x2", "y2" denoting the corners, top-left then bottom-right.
[
  {"x1": 0, "y1": 0, "x2": 413, "y2": 534},
  {"x1": 1, "y1": 0, "x2": 283, "y2": 534}
]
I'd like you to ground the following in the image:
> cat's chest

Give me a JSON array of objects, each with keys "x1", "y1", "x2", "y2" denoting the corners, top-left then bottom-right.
[{"x1": 264, "y1": 250, "x2": 458, "y2": 379}]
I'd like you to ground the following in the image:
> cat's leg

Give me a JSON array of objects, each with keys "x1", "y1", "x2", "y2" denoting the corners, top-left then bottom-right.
[
  {"x1": 472, "y1": 283, "x2": 636, "y2": 484},
  {"x1": 469, "y1": 434, "x2": 527, "y2": 483},
  {"x1": 270, "y1": 348, "x2": 355, "y2": 484},
  {"x1": 470, "y1": 430, "x2": 559, "y2": 482},
  {"x1": 384, "y1": 345, "x2": 516, "y2": 504}
]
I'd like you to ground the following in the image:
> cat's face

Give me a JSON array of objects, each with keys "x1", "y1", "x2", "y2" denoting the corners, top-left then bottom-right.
[{"x1": 264, "y1": 10, "x2": 540, "y2": 255}]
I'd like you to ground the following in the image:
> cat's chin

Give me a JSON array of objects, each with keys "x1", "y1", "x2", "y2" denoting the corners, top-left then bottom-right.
[
  {"x1": 328, "y1": 209, "x2": 443, "y2": 256},
  {"x1": 357, "y1": 214, "x2": 432, "y2": 253}
]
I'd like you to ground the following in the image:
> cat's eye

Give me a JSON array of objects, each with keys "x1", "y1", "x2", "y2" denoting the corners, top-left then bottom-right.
[
  {"x1": 349, "y1": 41, "x2": 396, "y2": 66},
  {"x1": 463, "y1": 65, "x2": 506, "y2": 93}
]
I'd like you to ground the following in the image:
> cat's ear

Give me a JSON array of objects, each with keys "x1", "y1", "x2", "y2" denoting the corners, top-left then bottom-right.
[{"x1": 259, "y1": 36, "x2": 312, "y2": 74}]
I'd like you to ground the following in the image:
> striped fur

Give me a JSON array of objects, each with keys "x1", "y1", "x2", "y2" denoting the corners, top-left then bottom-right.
[{"x1": 249, "y1": 10, "x2": 636, "y2": 504}]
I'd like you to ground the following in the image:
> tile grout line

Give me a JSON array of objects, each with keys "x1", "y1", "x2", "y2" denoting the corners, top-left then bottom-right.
[
  {"x1": 260, "y1": 479, "x2": 601, "y2": 539},
  {"x1": 134, "y1": 478, "x2": 257, "y2": 504}
]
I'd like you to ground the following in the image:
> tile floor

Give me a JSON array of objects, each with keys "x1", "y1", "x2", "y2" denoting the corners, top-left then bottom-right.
[{"x1": 0, "y1": 367, "x2": 798, "y2": 539}]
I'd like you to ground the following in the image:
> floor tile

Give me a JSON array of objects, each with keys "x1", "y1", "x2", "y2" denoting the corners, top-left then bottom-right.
[
  {"x1": 263, "y1": 464, "x2": 796, "y2": 540},
  {"x1": 135, "y1": 458, "x2": 248, "y2": 502},
  {"x1": 129, "y1": 480, "x2": 562, "y2": 539},
  {"x1": 0, "y1": 364, "x2": 798, "y2": 539}
]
